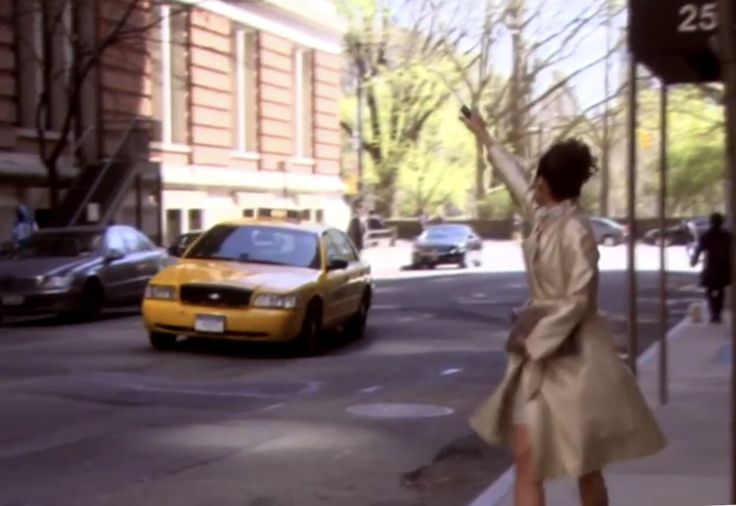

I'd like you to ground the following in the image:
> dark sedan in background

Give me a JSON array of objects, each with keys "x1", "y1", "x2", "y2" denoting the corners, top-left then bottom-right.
[
  {"x1": 412, "y1": 224, "x2": 483, "y2": 269},
  {"x1": 166, "y1": 230, "x2": 203, "y2": 258},
  {"x1": 642, "y1": 218, "x2": 713, "y2": 247},
  {"x1": 0, "y1": 225, "x2": 166, "y2": 320},
  {"x1": 589, "y1": 217, "x2": 627, "y2": 246}
]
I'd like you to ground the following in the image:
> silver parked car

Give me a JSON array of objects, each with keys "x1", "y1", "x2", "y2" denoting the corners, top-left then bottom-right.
[{"x1": 0, "y1": 225, "x2": 166, "y2": 320}]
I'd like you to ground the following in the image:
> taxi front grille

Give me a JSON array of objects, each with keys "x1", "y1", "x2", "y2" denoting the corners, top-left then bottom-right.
[{"x1": 179, "y1": 285, "x2": 253, "y2": 308}]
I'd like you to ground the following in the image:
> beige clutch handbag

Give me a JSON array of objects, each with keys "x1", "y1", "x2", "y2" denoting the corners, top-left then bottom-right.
[{"x1": 506, "y1": 304, "x2": 580, "y2": 358}]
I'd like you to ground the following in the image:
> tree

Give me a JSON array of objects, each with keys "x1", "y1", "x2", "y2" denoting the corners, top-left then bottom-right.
[
  {"x1": 432, "y1": 0, "x2": 623, "y2": 208},
  {"x1": 339, "y1": 0, "x2": 452, "y2": 216},
  {"x1": 641, "y1": 87, "x2": 726, "y2": 216},
  {"x1": 10, "y1": 0, "x2": 186, "y2": 211}
]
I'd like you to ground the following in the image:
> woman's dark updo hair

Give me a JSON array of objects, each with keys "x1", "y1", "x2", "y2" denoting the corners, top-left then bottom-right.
[{"x1": 535, "y1": 139, "x2": 597, "y2": 201}]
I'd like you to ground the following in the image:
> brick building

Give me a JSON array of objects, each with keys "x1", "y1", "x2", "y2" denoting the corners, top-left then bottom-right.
[{"x1": 0, "y1": 0, "x2": 348, "y2": 245}]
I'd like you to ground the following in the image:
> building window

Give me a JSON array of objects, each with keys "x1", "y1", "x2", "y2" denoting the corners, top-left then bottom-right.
[
  {"x1": 294, "y1": 48, "x2": 314, "y2": 159},
  {"x1": 232, "y1": 27, "x2": 258, "y2": 153},
  {"x1": 188, "y1": 209, "x2": 202, "y2": 231},
  {"x1": 152, "y1": 5, "x2": 189, "y2": 145},
  {"x1": 165, "y1": 209, "x2": 182, "y2": 245},
  {"x1": 16, "y1": 1, "x2": 73, "y2": 130},
  {"x1": 242, "y1": 208, "x2": 255, "y2": 218}
]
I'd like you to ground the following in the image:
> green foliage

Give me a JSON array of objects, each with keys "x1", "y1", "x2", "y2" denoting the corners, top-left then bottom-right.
[
  {"x1": 395, "y1": 102, "x2": 475, "y2": 217},
  {"x1": 639, "y1": 86, "x2": 725, "y2": 216},
  {"x1": 477, "y1": 188, "x2": 514, "y2": 219}
]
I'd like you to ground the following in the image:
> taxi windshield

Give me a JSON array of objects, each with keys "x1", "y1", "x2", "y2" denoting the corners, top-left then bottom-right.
[{"x1": 185, "y1": 225, "x2": 321, "y2": 269}]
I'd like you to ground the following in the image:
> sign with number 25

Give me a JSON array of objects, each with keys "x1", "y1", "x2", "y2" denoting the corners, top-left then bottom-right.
[{"x1": 678, "y1": 2, "x2": 718, "y2": 32}]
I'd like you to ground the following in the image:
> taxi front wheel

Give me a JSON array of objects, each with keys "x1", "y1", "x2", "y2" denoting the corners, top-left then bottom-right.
[
  {"x1": 150, "y1": 332, "x2": 177, "y2": 351},
  {"x1": 295, "y1": 301, "x2": 323, "y2": 356},
  {"x1": 344, "y1": 295, "x2": 369, "y2": 340}
]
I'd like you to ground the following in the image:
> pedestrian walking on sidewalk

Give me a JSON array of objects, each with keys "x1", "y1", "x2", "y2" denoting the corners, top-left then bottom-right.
[
  {"x1": 691, "y1": 212, "x2": 731, "y2": 323},
  {"x1": 347, "y1": 201, "x2": 365, "y2": 252},
  {"x1": 462, "y1": 111, "x2": 666, "y2": 506}
]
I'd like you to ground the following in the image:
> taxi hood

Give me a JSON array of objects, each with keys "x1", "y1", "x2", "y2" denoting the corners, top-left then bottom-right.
[{"x1": 154, "y1": 260, "x2": 321, "y2": 292}]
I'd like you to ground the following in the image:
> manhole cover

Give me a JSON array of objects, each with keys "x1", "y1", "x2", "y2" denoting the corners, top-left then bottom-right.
[{"x1": 346, "y1": 403, "x2": 454, "y2": 419}]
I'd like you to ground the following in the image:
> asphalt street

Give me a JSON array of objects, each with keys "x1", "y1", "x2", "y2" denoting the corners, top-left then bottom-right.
[{"x1": 0, "y1": 263, "x2": 700, "y2": 506}]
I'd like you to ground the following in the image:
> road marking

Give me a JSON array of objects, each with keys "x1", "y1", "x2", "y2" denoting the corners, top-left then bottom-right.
[
  {"x1": 373, "y1": 304, "x2": 401, "y2": 311},
  {"x1": 258, "y1": 403, "x2": 285, "y2": 413},
  {"x1": 360, "y1": 385, "x2": 382, "y2": 394},
  {"x1": 440, "y1": 368, "x2": 462, "y2": 376}
]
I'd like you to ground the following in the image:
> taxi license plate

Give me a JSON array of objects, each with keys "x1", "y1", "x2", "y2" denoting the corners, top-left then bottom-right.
[
  {"x1": 195, "y1": 315, "x2": 225, "y2": 334},
  {"x1": 2, "y1": 295, "x2": 24, "y2": 306}
]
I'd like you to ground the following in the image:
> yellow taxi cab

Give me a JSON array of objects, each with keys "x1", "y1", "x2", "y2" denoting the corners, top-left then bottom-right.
[{"x1": 142, "y1": 215, "x2": 373, "y2": 355}]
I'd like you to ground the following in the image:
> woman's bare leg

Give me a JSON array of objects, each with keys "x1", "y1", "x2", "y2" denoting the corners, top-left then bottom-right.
[
  {"x1": 513, "y1": 424, "x2": 545, "y2": 506},
  {"x1": 578, "y1": 470, "x2": 609, "y2": 506}
]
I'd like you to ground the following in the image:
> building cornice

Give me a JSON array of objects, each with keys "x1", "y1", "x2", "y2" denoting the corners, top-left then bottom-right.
[
  {"x1": 161, "y1": 163, "x2": 347, "y2": 194},
  {"x1": 177, "y1": 0, "x2": 345, "y2": 54}
]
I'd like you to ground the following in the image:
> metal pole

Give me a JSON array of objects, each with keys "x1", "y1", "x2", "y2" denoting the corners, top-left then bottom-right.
[
  {"x1": 658, "y1": 81, "x2": 669, "y2": 405},
  {"x1": 626, "y1": 57, "x2": 639, "y2": 376},
  {"x1": 355, "y1": 42, "x2": 364, "y2": 200},
  {"x1": 135, "y1": 174, "x2": 143, "y2": 232},
  {"x1": 716, "y1": 0, "x2": 736, "y2": 500}
]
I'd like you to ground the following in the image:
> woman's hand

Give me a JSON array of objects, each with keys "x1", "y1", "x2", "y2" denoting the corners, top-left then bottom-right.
[
  {"x1": 460, "y1": 110, "x2": 491, "y2": 143},
  {"x1": 505, "y1": 327, "x2": 527, "y2": 356}
]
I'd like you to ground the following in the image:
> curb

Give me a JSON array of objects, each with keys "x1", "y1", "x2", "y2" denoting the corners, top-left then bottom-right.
[{"x1": 466, "y1": 308, "x2": 698, "y2": 506}]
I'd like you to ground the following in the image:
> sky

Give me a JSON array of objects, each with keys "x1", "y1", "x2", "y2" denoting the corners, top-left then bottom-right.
[{"x1": 386, "y1": 0, "x2": 627, "y2": 112}]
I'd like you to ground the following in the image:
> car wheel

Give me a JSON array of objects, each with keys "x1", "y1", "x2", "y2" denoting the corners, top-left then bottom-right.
[
  {"x1": 295, "y1": 300, "x2": 323, "y2": 356},
  {"x1": 602, "y1": 235, "x2": 618, "y2": 247},
  {"x1": 77, "y1": 280, "x2": 104, "y2": 321},
  {"x1": 474, "y1": 257, "x2": 483, "y2": 268},
  {"x1": 149, "y1": 332, "x2": 177, "y2": 350},
  {"x1": 344, "y1": 292, "x2": 370, "y2": 340}
]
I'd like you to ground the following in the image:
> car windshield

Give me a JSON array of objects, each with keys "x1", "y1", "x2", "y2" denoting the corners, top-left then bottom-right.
[
  {"x1": 422, "y1": 227, "x2": 468, "y2": 242},
  {"x1": 185, "y1": 225, "x2": 320, "y2": 269},
  {"x1": 13, "y1": 231, "x2": 103, "y2": 259}
]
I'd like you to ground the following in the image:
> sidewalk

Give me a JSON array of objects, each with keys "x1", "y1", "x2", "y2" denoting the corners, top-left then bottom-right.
[{"x1": 481, "y1": 309, "x2": 732, "y2": 506}]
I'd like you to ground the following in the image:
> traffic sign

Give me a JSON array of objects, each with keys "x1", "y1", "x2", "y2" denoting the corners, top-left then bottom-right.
[{"x1": 630, "y1": 0, "x2": 722, "y2": 83}]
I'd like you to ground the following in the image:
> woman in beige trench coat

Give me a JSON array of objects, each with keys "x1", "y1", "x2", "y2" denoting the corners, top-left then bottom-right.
[{"x1": 462, "y1": 112, "x2": 666, "y2": 506}]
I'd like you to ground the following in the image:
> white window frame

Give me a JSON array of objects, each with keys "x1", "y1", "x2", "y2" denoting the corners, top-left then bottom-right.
[
  {"x1": 294, "y1": 47, "x2": 306, "y2": 158},
  {"x1": 292, "y1": 47, "x2": 315, "y2": 165},
  {"x1": 160, "y1": 4, "x2": 174, "y2": 145},
  {"x1": 232, "y1": 27, "x2": 259, "y2": 156}
]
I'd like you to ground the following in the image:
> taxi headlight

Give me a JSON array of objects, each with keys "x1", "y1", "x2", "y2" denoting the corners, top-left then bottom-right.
[
  {"x1": 252, "y1": 293, "x2": 298, "y2": 309},
  {"x1": 42, "y1": 275, "x2": 73, "y2": 291},
  {"x1": 145, "y1": 284, "x2": 177, "y2": 301}
]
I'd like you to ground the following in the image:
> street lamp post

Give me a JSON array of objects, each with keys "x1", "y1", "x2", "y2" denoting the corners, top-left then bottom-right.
[{"x1": 354, "y1": 41, "x2": 365, "y2": 202}]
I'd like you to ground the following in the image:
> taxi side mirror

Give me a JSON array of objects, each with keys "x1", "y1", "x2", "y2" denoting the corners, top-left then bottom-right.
[{"x1": 327, "y1": 258, "x2": 349, "y2": 271}]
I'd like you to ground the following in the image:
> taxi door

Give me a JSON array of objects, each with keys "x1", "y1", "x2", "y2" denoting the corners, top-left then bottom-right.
[
  {"x1": 321, "y1": 231, "x2": 353, "y2": 327},
  {"x1": 330, "y1": 230, "x2": 367, "y2": 315}
]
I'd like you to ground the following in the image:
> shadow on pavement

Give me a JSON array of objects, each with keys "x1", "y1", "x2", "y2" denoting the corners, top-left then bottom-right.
[
  {"x1": 159, "y1": 328, "x2": 368, "y2": 361},
  {"x1": 0, "y1": 308, "x2": 141, "y2": 328}
]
